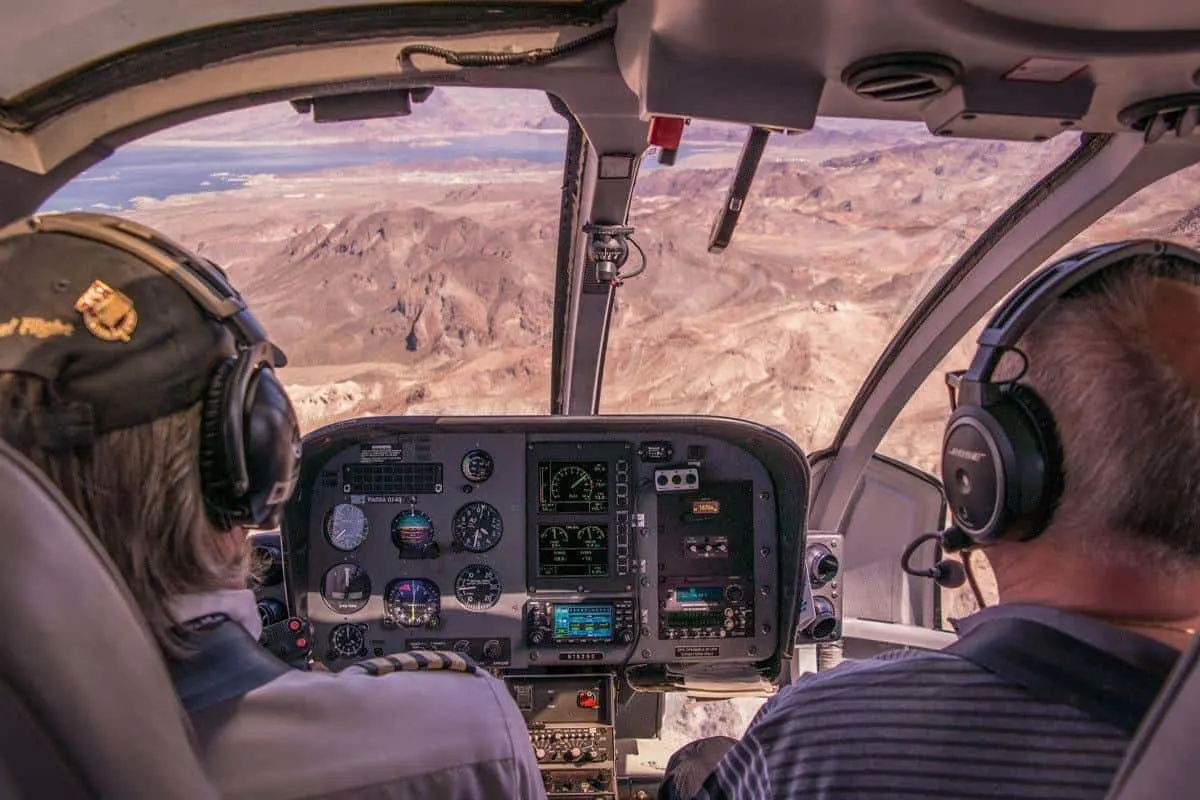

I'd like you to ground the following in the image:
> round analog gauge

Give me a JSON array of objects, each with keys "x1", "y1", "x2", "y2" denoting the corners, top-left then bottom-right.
[
  {"x1": 325, "y1": 503, "x2": 369, "y2": 552},
  {"x1": 454, "y1": 564, "x2": 502, "y2": 611},
  {"x1": 453, "y1": 502, "x2": 504, "y2": 553},
  {"x1": 461, "y1": 449, "x2": 495, "y2": 483},
  {"x1": 384, "y1": 578, "x2": 441, "y2": 628},
  {"x1": 540, "y1": 525, "x2": 568, "y2": 544},
  {"x1": 329, "y1": 623, "x2": 366, "y2": 660},
  {"x1": 321, "y1": 562, "x2": 372, "y2": 614},
  {"x1": 551, "y1": 465, "x2": 594, "y2": 504},
  {"x1": 391, "y1": 510, "x2": 435, "y2": 550},
  {"x1": 578, "y1": 525, "x2": 606, "y2": 544}
]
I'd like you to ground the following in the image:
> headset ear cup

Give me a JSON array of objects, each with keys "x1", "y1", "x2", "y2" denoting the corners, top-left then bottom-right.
[
  {"x1": 943, "y1": 406, "x2": 1009, "y2": 543},
  {"x1": 1004, "y1": 384, "x2": 1064, "y2": 538},
  {"x1": 199, "y1": 357, "x2": 238, "y2": 529},
  {"x1": 241, "y1": 368, "x2": 302, "y2": 529}
]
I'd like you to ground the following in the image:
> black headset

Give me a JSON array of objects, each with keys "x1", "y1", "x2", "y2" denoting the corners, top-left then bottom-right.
[
  {"x1": 11, "y1": 212, "x2": 301, "y2": 531},
  {"x1": 942, "y1": 238, "x2": 1200, "y2": 546}
]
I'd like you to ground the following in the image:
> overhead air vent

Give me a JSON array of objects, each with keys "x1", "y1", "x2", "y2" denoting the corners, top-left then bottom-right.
[
  {"x1": 1118, "y1": 94, "x2": 1200, "y2": 144},
  {"x1": 843, "y1": 54, "x2": 962, "y2": 103}
]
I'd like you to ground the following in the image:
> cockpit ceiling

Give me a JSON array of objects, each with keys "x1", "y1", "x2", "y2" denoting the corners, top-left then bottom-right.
[
  {"x1": 0, "y1": 1, "x2": 611, "y2": 102},
  {"x1": 616, "y1": 0, "x2": 1200, "y2": 135},
  {"x1": 4, "y1": 0, "x2": 1200, "y2": 172}
]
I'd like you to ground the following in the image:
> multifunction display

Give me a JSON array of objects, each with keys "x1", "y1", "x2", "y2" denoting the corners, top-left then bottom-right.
[
  {"x1": 527, "y1": 441, "x2": 634, "y2": 593},
  {"x1": 552, "y1": 603, "x2": 614, "y2": 641},
  {"x1": 538, "y1": 524, "x2": 610, "y2": 577},
  {"x1": 538, "y1": 461, "x2": 609, "y2": 514}
]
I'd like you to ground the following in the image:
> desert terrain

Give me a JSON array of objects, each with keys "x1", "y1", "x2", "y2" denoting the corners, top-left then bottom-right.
[{"x1": 67, "y1": 88, "x2": 1200, "y2": 746}]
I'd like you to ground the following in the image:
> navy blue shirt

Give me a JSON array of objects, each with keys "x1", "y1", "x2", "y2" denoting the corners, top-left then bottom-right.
[{"x1": 692, "y1": 604, "x2": 1179, "y2": 799}]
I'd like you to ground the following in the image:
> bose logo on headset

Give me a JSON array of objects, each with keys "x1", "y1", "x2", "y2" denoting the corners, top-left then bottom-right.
[{"x1": 948, "y1": 448, "x2": 988, "y2": 462}]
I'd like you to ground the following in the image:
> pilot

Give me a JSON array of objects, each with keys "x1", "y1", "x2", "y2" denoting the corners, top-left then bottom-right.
[
  {"x1": 0, "y1": 213, "x2": 545, "y2": 800},
  {"x1": 660, "y1": 240, "x2": 1200, "y2": 799}
]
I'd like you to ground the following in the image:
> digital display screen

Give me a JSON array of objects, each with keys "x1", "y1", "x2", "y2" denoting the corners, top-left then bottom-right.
[
  {"x1": 674, "y1": 586, "x2": 724, "y2": 604},
  {"x1": 538, "y1": 524, "x2": 610, "y2": 577},
  {"x1": 552, "y1": 604, "x2": 614, "y2": 641},
  {"x1": 538, "y1": 460, "x2": 609, "y2": 514},
  {"x1": 666, "y1": 610, "x2": 724, "y2": 629}
]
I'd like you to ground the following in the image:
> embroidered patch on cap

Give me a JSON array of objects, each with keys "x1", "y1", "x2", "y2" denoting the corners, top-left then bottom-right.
[{"x1": 74, "y1": 279, "x2": 137, "y2": 342}]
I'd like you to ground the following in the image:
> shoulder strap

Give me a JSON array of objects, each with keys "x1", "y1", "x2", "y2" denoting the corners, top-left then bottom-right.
[
  {"x1": 945, "y1": 616, "x2": 1175, "y2": 735},
  {"x1": 168, "y1": 614, "x2": 291, "y2": 715}
]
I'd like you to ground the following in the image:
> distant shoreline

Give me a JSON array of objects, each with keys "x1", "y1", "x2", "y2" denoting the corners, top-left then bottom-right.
[{"x1": 131, "y1": 128, "x2": 569, "y2": 150}]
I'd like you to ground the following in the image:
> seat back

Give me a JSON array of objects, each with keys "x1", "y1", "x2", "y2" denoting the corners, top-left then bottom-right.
[
  {"x1": 0, "y1": 439, "x2": 216, "y2": 798},
  {"x1": 1105, "y1": 632, "x2": 1200, "y2": 798}
]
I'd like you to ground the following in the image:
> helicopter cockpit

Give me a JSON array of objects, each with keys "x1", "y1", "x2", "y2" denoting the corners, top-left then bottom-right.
[{"x1": 4, "y1": 2, "x2": 1200, "y2": 798}]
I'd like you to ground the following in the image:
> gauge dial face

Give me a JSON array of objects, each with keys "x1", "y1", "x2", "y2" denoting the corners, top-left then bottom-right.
[
  {"x1": 325, "y1": 503, "x2": 369, "y2": 551},
  {"x1": 461, "y1": 449, "x2": 495, "y2": 483},
  {"x1": 321, "y1": 563, "x2": 371, "y2": 614},
  {"x1": 329, "y1": 623, "x2": 366, "y2": 660},
  {"x1": 391, "y1": 510, "x2": 434, "y2": 549},
  {"x1": 578, "y1": 525, "x2": 606, "y2": 544},
  {"x1": 453, "y1": 502, "x2": 504, "y2": 553},
  {"x1": 551, "y1": 465, "x2": 595, "y2": 504},
  {"x1": 540, "y1": 525, "x2": 568, "y2": 544},
  {"x1": 384, "y1": 578, "x2": 441, "y2": 628},
  {"x1": 454, "y1": 564, "x2": 502, "y2": 611}
]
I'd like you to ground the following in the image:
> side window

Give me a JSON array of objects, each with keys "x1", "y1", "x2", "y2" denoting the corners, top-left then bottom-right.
[{"x1": 877, "y1": 161, "x2": 1200, "y2": 624}]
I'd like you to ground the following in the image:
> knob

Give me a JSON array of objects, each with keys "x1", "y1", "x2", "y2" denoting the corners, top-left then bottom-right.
[
  {"x1": 566, "y1": 747, "x2": 582, "y2": 762},
  {"x1": 586, "y1": 748, "x2": 601, "y2": 762},
  {"x1": 529, "y1": 630, "x2": 546, "y2": 646},
  {"x1": 617, "y1": 628, "x2": 634, "y2": 644},
  {"x1": 534, "y1": 747, "x2": 547, "y2": 761},
  {"x1": 483, "y1": 640, "x2": 503, "y2": 660},
  {"x1": 725, "y1": 584, "x2": 744, "y2": 602}
]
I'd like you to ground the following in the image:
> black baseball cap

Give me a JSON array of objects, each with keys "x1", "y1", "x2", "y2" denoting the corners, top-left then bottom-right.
[{"x1": 0, "y1": 225, "x2": 235, "y2": 444}]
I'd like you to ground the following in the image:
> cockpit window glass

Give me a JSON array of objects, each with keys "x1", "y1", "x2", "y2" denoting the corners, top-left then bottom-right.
[
  {"x1": 878, "y1": 160, "x2": 1200, "y2": 624},
  {"x1": 602, "y1": 120, "x2": 1072, "y2": 457},
  {"x1": 43, "y1": 88, "x2": 568, "y2": 432}
]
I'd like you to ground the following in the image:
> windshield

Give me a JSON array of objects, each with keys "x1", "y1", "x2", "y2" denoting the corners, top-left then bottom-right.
[
  {"x1": 44, "y1": 88, "x2": 568, "y2": 431},
  {"x1": 601, "y1": 120, "x2": 1075, "y2": 458}
]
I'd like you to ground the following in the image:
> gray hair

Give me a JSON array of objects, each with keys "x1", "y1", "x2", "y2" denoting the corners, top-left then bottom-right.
[
  {"x1": 1007, "y1": 254, "x2": 1200, "y2": 572},
  {"x1": 0, "y1": 374, "x2": 251, "y2": 658}
]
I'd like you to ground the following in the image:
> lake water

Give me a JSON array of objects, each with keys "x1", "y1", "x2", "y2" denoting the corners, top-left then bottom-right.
[{"x1": 41, "y1": 132, "x2": 568, "y2": 212}]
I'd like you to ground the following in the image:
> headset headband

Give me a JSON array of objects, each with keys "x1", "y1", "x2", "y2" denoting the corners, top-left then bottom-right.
[{"x1": 957, "y1": 239, "x2": 1193, "y2": 407}]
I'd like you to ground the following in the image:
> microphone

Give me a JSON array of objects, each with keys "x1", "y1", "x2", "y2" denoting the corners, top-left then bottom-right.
[
  {"x1": 901, "y1": 528, "x2": 969, "y2": 589},
  {"x1": 929, "y1": 558, "x2": 966, "y2": 589}
]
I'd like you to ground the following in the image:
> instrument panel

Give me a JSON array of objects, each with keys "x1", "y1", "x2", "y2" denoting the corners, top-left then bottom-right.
[{"x1": 282, "y1": 416, "x2": 809, "y2": 676}]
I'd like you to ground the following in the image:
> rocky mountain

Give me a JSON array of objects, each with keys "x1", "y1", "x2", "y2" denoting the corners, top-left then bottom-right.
[{"x1": 129, "y1": 125, "x2": 1191, "y2": 442}]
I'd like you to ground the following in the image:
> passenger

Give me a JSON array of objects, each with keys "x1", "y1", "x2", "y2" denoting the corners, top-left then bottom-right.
[
  {"x1": 0, "y1": 213, "x2": 545, "y2": 800},
  {"x1": 660, "y1": 241, "x2": 1200, "y2": 799}
]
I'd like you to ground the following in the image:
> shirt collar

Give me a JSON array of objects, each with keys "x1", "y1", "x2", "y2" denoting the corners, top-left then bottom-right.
[
  {"x1": 168, "y1": 588, "x2": 263, "y2": 641},
  {"x1": 951, "y1": 602, "x2": 1181, "y2": 672}
]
